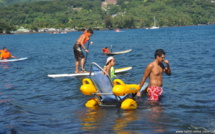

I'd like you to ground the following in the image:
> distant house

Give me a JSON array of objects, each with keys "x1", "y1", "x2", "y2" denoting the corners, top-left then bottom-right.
[
  {"x1": 73, "y1": 7, "x2": 82, "y2": 11},
  {"x1": 47, "y1": 28, "x2": 56, "y2": 32},
  {"x1": 106, "y1": 0, "x2": 117, "y2": 5},
  {"x1": 15, "y1": 26, "x2": 30, "y2": 33},
  {"x1": 101, "y1": 0, "x2": 117, "y2": 8},
  {"x1": 38, "y1": 28, "x2": 48, "y2": 32},
  {"x1": 39, "y1": 28, "x2": 56, "y2": 32}
]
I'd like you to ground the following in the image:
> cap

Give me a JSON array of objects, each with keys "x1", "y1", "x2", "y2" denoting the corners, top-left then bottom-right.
[{"x1": 106, "y1": 56, "x2": 114, "y2": 64}]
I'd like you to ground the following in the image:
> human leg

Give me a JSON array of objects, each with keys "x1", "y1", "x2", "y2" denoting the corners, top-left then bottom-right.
[
  {"x1": 75, "y1": 61, "x2": 79, "y2": 73},
  {"x1": 81, "y1": 58, "x2": 88, "y2": 72},
  {"x1": 73, "y1": 44, "x2": 83, "y2": 73},
  {"x1": 81, "y1": 58, "x2": 85, "y2": 70}
]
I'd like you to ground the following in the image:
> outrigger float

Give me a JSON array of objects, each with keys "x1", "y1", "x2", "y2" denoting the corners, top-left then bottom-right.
[{"x1": 80, "y1": 62, "x2": 148, "y2": 110}]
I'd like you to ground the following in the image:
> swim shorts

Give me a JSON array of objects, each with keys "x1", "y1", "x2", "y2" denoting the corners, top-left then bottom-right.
[
  {"x1": 73, "y1": 43, "x2": 84, "y2": 61},
  {"x1": 147, "y1": 86, "x2": 163, "y2": 101}
]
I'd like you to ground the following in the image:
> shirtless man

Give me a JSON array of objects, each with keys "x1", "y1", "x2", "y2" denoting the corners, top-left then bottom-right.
[{"x1": 137, "y1": 49, "x2": 171, "y2": 101}]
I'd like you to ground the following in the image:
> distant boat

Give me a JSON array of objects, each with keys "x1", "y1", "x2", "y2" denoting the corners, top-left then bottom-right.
[
  {"x1": 61, "y1": 31, "x2": 67, "y2": 34},
  {"x1": 150, "y1": 16, "x2": 159, "y2": 29},
  {"x1": 115, "y1": 28, "x2": 121, "y2": 32}
]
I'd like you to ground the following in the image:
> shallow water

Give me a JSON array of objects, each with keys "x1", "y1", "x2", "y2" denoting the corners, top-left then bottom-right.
[{"x1": 0, "y1": 25, "x2": 215, "y2": 133}]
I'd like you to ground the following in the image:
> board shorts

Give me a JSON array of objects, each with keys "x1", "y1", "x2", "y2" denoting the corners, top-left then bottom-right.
[
  {"x1": 147, "y1": 86, "x2": 163, "y2": 101},
  {"x1": 73, "y1": 43, "x2": 84, "y2": 61}
]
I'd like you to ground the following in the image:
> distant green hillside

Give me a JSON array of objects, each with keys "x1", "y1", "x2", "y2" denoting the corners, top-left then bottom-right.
[
  {"x1": 0, "y1": 0, "x2": 47, "y2": 7},
  {"x1": 0, "y1": 0, "x2": 215, "y2": 33}
]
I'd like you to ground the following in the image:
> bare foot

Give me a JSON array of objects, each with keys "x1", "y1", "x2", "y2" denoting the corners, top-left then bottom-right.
[
  {"x1": 81, "y1": 70, "x2": 89, "y2": 73},
  {"x1": 81, "y1": 69, "x2": 89, "y2": 73}
]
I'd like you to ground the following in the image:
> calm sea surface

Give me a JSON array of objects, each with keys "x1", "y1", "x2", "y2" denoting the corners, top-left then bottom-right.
[{"x1": 0, "y1": 25, "x2": 215, "y2": 134}]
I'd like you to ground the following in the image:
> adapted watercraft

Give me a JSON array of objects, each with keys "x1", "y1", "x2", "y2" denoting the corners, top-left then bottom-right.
[
  {"x1": 106, "y1": 49, "x2": 132, "y2": 56},
  {"x1": 0, "y1": 57, "x2": 28, "y2": 62},
  {"x1": 48, "y1": 67, "x2": 132, "y2": 78},
  {"x1": 80, "y1": 62, "x2": 148, "y2": 110}
]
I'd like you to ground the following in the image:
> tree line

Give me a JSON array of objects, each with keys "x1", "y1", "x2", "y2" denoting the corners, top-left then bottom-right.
[
  {"x1": 0, "y1": 0, "x2": 45, "y2": 7},
  {"x1": 0, "y1": 0, "x2": 215, "y2": 34}
]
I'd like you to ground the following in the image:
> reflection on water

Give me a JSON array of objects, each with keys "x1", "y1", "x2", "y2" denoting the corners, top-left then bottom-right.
[
  {"x1": 2, "y1": 79, "x2": 13, "y2": 89},
  {"x1": 0, "y1": 93, "x2": 11, "y2": 104},
  {"x1": 113, "y1": 110, "x2": 139, "y2": 134},
  {"x1": 0, "y1": 63, "x2": 12, "y2": 89},
  {"x1": 144, "y1": 101, "x2": 166, "y2": 133},
  {"x1": 77, "y1": 100, "x2": 166, "y2": 133},
  {"x1": 79, "y1": 107, "x2": 103, "y2": 131},
  {"x1": 0, "y1": 63, "x2": 9, "y2": 69}
]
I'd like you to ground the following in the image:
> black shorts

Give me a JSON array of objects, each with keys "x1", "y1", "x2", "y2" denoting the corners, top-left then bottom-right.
[{"x1": 73, "y1": 43, "x2": 85, "y2": 61}]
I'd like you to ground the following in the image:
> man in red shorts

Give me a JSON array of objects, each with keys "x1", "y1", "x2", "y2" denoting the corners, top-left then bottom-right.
[{"x1": 137, "y1": 49, "x2": 171, "y2": 101}]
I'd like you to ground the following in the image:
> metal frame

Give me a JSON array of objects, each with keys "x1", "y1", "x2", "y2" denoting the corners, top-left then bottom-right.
[
  {"x1": 89, "y1": 62, "x2": 123, "y2": 106},
  {"x1": 89, "y1": 62, "x2": 113, "y2": 86}
]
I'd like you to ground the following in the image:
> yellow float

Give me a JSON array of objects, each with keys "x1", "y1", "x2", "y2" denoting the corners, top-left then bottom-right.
[
  {"x1": 121, "y1": 98, "x2": 137, "y2": 110},
  {"x1": 85, "y1": 98, "x2": 100, "y2": 108},
  {"x1": 80, "y1": 78, "x2": 97, "y2": 95},
  {"x1": 112, "y1": 79, "x2": 140, "y2": 96}
]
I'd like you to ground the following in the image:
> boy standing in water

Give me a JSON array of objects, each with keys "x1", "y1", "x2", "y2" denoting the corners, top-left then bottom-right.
[
  {"x1": 73, "y1": 29, "x2": 93, "y2": 73},
  {"x1": 138, "y1": 49, "x2": 171, "y2": 101}
]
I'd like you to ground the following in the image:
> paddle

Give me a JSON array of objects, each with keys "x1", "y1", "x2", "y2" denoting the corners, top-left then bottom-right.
[
  {"x1": 84, "y1": 40, "x2": 90, "y2": 65},
  {"x1": 110, "y1": 45, "x2": 112, "y2": 52}
]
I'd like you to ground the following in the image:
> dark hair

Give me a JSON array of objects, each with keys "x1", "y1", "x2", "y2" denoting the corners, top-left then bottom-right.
[
  {"x1": 87, "y1": 28, "x2": 94, "y2": 34},
  {"x1": 154, "y1": 49, "x2": 165, "y2": 59},
  {"x1": 3, "y1": 47, "x2": 6, "y2": 50},
  {"x1": 105, "y1": 47, "x2": 108, "y2": 49}
]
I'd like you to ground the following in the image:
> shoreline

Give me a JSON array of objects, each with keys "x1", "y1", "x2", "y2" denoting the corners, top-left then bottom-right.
[{"x1": 0, "y1": 24, "x2": 214, "y2": 35}]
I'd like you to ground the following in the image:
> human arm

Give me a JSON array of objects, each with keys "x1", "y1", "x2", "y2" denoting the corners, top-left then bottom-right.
[
  {"x1": 107, "y1": 49, "x2": 110, "y2": 53},
  {"x1": 8, "y1": 52, "x2": 17, "y2": 59},
  {"x1": 139, "y1": 64, "x2": 153, "y2": 89},
  {"x1": 105, "y1": 66, "x2": 111, "y2": 76},
  {"x1": 163, "y1": 60, "x2": 171, "y2": 75},
  {"x1": 77, "y1": 34, "x2": 89, "y2": 52},
  {"x1": 103, "y1": 66, "x2": 107, "y2": 75},
  {"x1": 137, "y1": 64, "x2": 152, "y2": 96},
  {"x1": 103, "y1": 66, "x2": 111, "y2": 76},
  {"x1": 11, "y1": 55, "x2": 17, "y2": 59}
]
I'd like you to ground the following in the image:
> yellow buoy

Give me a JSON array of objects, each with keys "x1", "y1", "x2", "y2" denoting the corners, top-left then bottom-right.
[
  {"x1": 80, "y1": 78, "x2": 97, "y2": 95},
  {"x1": 121, "y1": 98, "x2": 137, "y2": 110},
  {"x1": 112, "y1": 79, "x2": 139, "y2": 96},
  {"x1": 85, "y1": 98, "x2": 99, "y2": 108}
]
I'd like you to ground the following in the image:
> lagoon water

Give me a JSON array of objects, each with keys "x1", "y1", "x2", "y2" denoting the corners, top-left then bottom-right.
[{"x1": 0, "y1": 25, "x2": 215, "y2": 133}]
